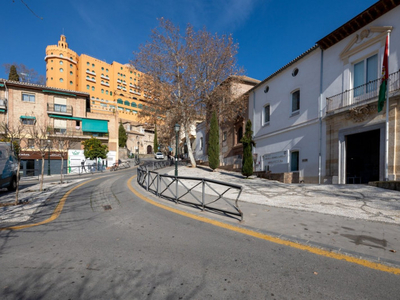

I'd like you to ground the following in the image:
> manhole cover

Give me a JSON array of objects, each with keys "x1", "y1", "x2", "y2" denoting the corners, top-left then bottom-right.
[{"x1": 103, "y1": 205, "x2": 112, "y2": 211}]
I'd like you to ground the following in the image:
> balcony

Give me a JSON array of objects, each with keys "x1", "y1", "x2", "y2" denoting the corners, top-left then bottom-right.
[
  {"x1": 101, "y1": 74, "x2": 109, "y2": 80},
  {"x1": 101, "y1": 81, "x2": 110, "y2": 87},
  {"x1": 326, "y1": 71, "x2": 400, "y2": 114},
  {"x1": 47, "y1": 103, "x2": 73, "y2": 116},
  {"x1": 47, "y1": 127, "x2": 109, "y2": 139},
  {"x1": 86, "y1": 70, "x2": 96, "y2": 76}
]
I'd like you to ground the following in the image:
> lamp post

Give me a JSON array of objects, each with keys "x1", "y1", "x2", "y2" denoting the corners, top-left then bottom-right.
[
  {"x1": 174, "y1": 123, "x2": 180, "y2": 177},
  {"x1": 137, "y1": 141, "x2": 139, "y2": 160},
  {"x1": 47, "y1": 139, "x2": 51, "y2": 176}
]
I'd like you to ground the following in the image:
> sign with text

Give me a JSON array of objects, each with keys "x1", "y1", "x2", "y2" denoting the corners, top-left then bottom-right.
[{"x1": 263, "y1": 150, "x2": 289, "y2": 166}]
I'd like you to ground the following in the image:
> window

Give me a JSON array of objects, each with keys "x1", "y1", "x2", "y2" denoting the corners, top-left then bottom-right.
[
  {"x1": 292, "y1": 68, "x2": 299, "y2": 77},
  {"x1": 86, "y1": 85, "x2": 90, "y2": 90},
  {"x1": 138, "y1": 104, "x2": 143, "y2": 109},
  {"x1": 92, "y1": 63, "x2": 95, "y2": 67},
  {"x1": 101, "y1": 67, "x2": 104, "y2": 70},
  {"x1": 70, "y1": 64, "x2": 73, "y2": 68},
  {"x1": 70, "y1": 71, "x2": 73, "y2": 75},
  {"x1": 131, "y1": 102, "x2": 137, "y2": 107},
  {"x1": 200, "y1": 137, "x2": 203, "y2": 150},
  {"x1": 101, "y1": 89, "x2": 104, "y2": 94},
  {"x1": 353, "y1": 54, "x2": 378, "y2": 97},
  {"x1": 223, "y1": 131, "x2": 227, "y2": 141},
  {"x1": 263, "y1": 105, "x2": 270, "y2": 124},
  {"x1": 59, "y1": 53, "x2": 63, "y2": 57},
  {"x1": 87, "y1": 62, "x2": 90, "y2": 66},
  {"x1": 28, "y1": 139, "x2": 34, "y2": 148},
  {"x1": 59, "y1": 61, "x2": 63, "y2": 65},
  {"x1": 20, "y1": 117, "x2": 35, "y2": 125},
  {"x1": 22, "y1": 94, "x2": 35, "y2": 103},
  {"x1": 60, "y1": 68, "x2": 63, "y2": 72},
  {"x1": 110, "y1": 91, "x2": 112, "y2": 96},
  {"x1": 70, "y1": 81, "x2": 73, "y2": 85},
  {"x1": 124, "y1": 100, "x2": 130, "y2": 106},
  {"x1": 117, "y1": 99, "x2": 123, "y2": 104},
  {"x1": 60, "y1": 78, "x2": 63, "y2": 82},
  {"x1": 106, "y1": 90, "x2": 109, "y2": 95},
  {"x1": 106, "y1": 69, "x2": 109, "y2": 72},
  {"x1": 237, "y1": 127, "x2": 243, "y2": 144},
  {"x1": 92, "y1": 86, "x2": 95, "y2": 91},
  {"x1": 291, "y1": 90, "x2": 300, "y2": 113},
  {"x1": 290, "y1": 151, "x2": 299, "y2": 172}
]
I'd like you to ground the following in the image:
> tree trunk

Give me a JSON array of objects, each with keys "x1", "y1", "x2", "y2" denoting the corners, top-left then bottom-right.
[
  {"x1": 40, "y1": 157, "x2": 45, "y2": 191},
  {"x1": 60, "y1": 157, "x2": 64, "y2": 184},
  {"x1": 184, "y1": 127, "x2": 196, "y2": 168},
  {"x1": 14, "y1": 158, "x2": 21, "y2": 205}
]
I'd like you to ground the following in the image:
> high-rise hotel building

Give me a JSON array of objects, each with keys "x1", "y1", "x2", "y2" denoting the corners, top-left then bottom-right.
[{"x1": 45, "y1": 35, "x2": 147, "y2": 121}]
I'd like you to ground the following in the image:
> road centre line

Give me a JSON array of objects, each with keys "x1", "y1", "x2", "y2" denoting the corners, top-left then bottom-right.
[{"x1": 127, "y1": 175, "x2": 400, "y2": 276}]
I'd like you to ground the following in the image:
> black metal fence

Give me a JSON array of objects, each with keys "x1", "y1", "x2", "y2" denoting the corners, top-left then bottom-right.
[{"x1": 137, "y1": 161, "x2": 243, "y2": 221}]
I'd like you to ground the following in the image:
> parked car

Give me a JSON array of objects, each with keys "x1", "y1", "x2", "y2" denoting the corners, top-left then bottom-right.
[
  {"x1": 0, "y1": 142, "x2": 19, "y2": 191},
  {"x1": 154, "y1": 152, "x2": 164, "y2": 159}
]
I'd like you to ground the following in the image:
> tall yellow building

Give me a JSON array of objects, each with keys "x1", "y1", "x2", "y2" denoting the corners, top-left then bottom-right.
[{"x1": 45, "y1": 35, "x2": 147, "y2": 121}]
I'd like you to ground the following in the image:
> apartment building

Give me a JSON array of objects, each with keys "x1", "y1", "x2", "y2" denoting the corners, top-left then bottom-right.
[
  {"x1": 45, "y1": 35, "x2": 148, "y2": 122},
  {"x1": 0, "y1": 79, "x2": 117, "y2": 176}
]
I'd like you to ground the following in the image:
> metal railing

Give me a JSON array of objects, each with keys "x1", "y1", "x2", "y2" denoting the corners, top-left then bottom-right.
[
  {"x1": 47, "y1": 103, "x2": 73, "y2": 115},
  {"x1": 326, "y1": 70, "x2": 400, "y2": 113},
  {"x1": 137, "y1": 161, "x2": 243, "y2": 221}
]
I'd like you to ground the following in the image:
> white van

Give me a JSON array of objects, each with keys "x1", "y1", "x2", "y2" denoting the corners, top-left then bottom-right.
[{"x1": 0, "y1": 142, "x2": 19, "y2": 191}]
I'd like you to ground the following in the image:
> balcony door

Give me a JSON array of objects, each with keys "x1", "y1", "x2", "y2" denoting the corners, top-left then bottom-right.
[{"x1": 353, "y1": 54, "x2": 378, "y2": 98}]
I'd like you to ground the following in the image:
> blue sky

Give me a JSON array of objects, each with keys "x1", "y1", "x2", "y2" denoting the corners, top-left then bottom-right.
[{"x1": 1, "y1": 0, "x2": 377, "y2": 82}]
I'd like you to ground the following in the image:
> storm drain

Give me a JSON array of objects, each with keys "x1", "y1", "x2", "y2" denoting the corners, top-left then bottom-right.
[{"x1": 103, "y1": 205, "x2": 112, "y2": 211}]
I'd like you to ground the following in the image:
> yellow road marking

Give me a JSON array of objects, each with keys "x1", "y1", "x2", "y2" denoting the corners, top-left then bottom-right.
[
  {"x1": 128, "y1": 175, "x2": 400, "y2": 276},
  {"x1": 0, "y1": 178, "x2": 100, "y2": 231}
]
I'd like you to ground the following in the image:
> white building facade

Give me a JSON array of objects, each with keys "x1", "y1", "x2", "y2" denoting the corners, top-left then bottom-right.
[
  {"x1": 249, "y1": 46, "x2": 324, "y2": 183},
  {"x1": 249, "y1": 0, "x2": 400, "y2": 184}
]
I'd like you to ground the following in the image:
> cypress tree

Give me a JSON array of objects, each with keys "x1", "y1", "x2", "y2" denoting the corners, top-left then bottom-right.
[
  {"x1": 208, "y1": 111, "x2": 220, "y2": 170},
  {"x1": 8, "y1": 65, "x2": 20, "y2": 81},
  {"x1": 241, "y1": 119, "x2": 256, "y2": 178},
  {"x1": 118, "y1": 121, "x2": 127, "y2": 148},
  {"x1": 153, "y1": 124, "x2": 159, "y2": 152}
]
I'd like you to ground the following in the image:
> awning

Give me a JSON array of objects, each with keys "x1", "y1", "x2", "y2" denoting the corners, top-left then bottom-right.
[
  {"x1": 42, "y1": 89, "x2": 77, "y2": 98},
  {"x1": 81, "y1": 119, "x2": 108, "y2": 133},
  {"x1": 20, "y1": 116, "x2": 36, "y2": 119},
  {"x1": 48, "y1": 114, "x2": 82, "y2": 121}
]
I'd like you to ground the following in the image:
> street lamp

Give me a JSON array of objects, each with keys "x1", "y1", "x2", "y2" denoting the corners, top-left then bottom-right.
[
  {"x1": 174, "y1": 123, "x2": 180, "y2": 177},
  {"x1": 47, "y1": 139, "x2": 51, "y2": 176},
  {"x1": 137, "y1": 141, "x2": 140, "y2": 160}
]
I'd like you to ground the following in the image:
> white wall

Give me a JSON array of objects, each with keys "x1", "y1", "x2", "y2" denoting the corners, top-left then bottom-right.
[{"x1": 250, "y1": 48, "x2": 323, "y2": 182}]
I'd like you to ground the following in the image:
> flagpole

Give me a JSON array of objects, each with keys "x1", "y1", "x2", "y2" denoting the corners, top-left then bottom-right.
[{"x1": 384, "y1": 31, "x2": 390, "y2": 181}]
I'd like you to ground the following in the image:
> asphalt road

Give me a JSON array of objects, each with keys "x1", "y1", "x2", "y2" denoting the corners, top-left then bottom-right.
[{"x1": 0, "y1": 168, "x2": 399, "y2": 299}]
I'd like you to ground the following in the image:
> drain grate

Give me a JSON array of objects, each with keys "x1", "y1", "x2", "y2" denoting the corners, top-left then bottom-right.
[{"x1": 103, "y1": 205, "x2": 112, "y2": 211}]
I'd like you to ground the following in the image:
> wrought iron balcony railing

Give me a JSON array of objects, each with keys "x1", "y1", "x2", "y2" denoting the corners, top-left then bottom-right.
[
  {"x1": 47, "y1": 103, "x2": 73, "y2": 115},
  {"x1": 326, "y1": 70, "x2": 400, "y2": 113}
]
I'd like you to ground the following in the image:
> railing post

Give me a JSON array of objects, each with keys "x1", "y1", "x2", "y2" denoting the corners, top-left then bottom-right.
[
  {"x1": 156, "y1": 173, "x2": 160, "y2": 196},
  {"x1": 202, "y1": 179, "x2": 205, "y2": 211},
  {"x1": 146, "y1": 170, "x2": 149, "y2": 191},
  {"x1": 175, "y1": 176, "x2": 178, "y2": 204}
]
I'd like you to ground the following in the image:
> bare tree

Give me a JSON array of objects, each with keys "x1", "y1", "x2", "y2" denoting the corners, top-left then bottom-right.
[
  {"x1": 0, "y1": 120, "x2": 27, "y2": 205},
  {"x1": 3, "y1": 63, "x2": 45, "y2": 85},
  {"x1": 133, "y1": 18, "x2": 243, "y2": 167},
  {"x1": 49, "y1": 129, "x2": 74, "y2": 184},
  {"x1": 28, "y1": 117, "x2": 51, "y2": 191}
]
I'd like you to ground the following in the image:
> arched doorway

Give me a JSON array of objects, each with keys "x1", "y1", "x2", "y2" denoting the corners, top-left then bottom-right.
[{"x1": 147, "y1": 145, "x2": 152, "y2": 154}]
